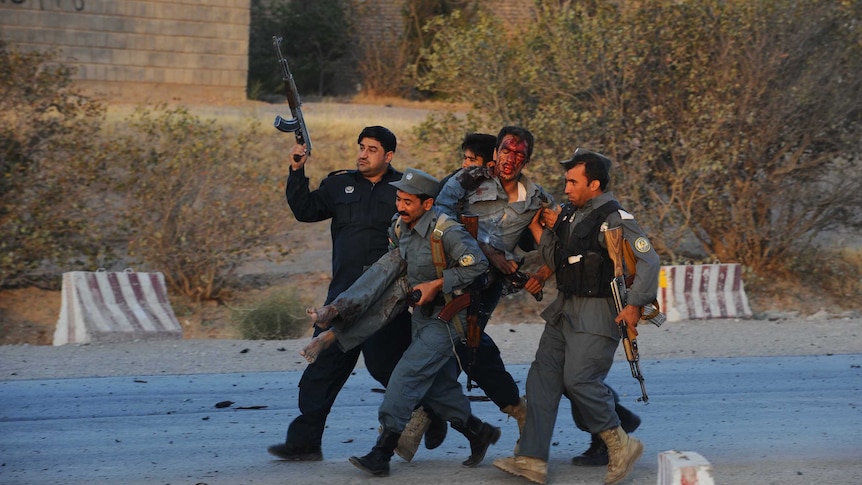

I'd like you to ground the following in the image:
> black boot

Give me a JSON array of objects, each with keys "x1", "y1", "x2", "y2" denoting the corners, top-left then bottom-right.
[
  {"x1": 452, "y1": 415, "x2": 501, "y2": 467},
  {"x1": 571, "y1": 433, "x2": 609, "y2": 466},
  {"x1": 424, "y1": 409, "x2": 448, "y2": 450},
  {"x1": 616, "y1": 403, "x2": 642, "y2": 433},
  {"x1": 266, "y1": 442, "x2": 323, "y2": 461},
  {"x1": 349, "y1": 430, "x2": 401, "y2": 477}
]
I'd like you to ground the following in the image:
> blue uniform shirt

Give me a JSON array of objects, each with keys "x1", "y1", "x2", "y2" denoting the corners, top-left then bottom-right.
[
  {"x1": 286, "y1": 165, "x2": 402, "y2": 303},
  {"x1": 436, "y1": 169, "x2": 553, "y2": 261}
]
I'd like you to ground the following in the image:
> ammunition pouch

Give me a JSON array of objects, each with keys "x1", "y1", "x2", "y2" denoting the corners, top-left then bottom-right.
[{"x1": 556, "y1": 250, "x2": 613, "y2": 297}]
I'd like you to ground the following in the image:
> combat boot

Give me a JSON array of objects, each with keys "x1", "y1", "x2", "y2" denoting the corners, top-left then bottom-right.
[
  {"x1": 349, "y1": 430, "x2": 402, "y2": 477},
  {"x1": 502, "y1": 396, "x2": 527, "y2": 435},
  {"x1": 493, "y1": 455, "x2": 548, "y2": 484},
  {"x1": 424, "y1": 408, "x2": 448, "y2": 450},
  {"x1": 452, "y1": 415, "x2": 501, "y2": 467},
  {"x1": 572, "y1": 404, "x2": 640, "y2": 467},
  {"x1": 571, "y1": 434, "x2": 608, "y2": 466},
  {"x1": 502, "y1": 396, "x2": 527, "y2": 454},
  {"x1": 616, "y1": 403, "x2": 642, "y2": 434},
  {"x1": 394, "y1": 407, "x2": 431, "y2": 462},
  {"x1": 266, "y1": 442, "x2": 323, "y2": 461},
  {"x1": 598, "y1": 426, "x2": 643, "y2": 485}
]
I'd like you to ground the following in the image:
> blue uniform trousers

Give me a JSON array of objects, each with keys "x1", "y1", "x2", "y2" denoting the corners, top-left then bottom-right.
[
  {"x1": 379, "y1": 311, "x2": 471, "y2": 432},
  {"x1": 519, "y1": 320, "x2": 620, "y2": 460}
]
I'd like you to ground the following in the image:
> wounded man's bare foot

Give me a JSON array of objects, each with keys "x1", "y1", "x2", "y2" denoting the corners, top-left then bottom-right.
[
  {"x1": 306, "y1": 304, "x2": 339, "y2": 329},
  {"x1": 299, "y1": 330, "x2": 336, "y2": 363}
]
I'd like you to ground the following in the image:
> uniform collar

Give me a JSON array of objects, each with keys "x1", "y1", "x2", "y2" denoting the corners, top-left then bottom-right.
[
  {"x1": 411, "y1": 206, "x2": 440, "y2": 238},
  {"x1": 582, "y1": 191, "x2": 614, "y2": 211}
]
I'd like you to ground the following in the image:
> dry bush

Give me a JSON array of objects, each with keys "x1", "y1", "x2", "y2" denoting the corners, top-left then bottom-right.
[
  {"x1": 231, "y1": 288, "x2": 310, "y2": 340},
  {"x1": 0, "y1": 40, "x2": 108, "y2": 288},
  {"x1": 84, "y1": 106, "x2": 287, "y2": 301}
]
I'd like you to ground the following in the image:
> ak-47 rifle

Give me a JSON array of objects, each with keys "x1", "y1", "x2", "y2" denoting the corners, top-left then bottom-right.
[
  {"x1": 272, "y1": 35, "x2": 311, "y2": 162},
  {"x1": 605, "y1": 226, "x2": 665, "y2": 403},
  {"x1": 459, "y1": 213, "x2": 483, "y2": 391}
]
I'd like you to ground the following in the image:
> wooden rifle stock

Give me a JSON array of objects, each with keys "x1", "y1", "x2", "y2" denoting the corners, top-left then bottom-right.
[{"x1": 606, "y1": 226, "x2": 649, "y2": 403}]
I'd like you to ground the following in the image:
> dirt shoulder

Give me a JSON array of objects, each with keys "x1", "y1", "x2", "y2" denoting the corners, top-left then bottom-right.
[{"x1": 3, "y1": 316, "x2": 861, "y2": 381}]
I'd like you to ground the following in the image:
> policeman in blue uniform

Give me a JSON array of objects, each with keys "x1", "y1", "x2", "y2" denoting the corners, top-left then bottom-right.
[{"x1": 348, "y1": 167, "x2": 501, "y2": 477}]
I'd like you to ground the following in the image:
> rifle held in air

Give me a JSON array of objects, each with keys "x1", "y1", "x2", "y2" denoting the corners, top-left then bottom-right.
[{"x1": 272, "y1": 35, "x2": 311, "y2": 162}]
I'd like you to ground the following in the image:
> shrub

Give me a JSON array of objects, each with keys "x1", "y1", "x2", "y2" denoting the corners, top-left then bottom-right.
[
  {"x1": 0, "y1": 39, "x2": 109, "y2": 288},
  {"x1": 415, "y1": 0, "x2": 862, "y2": 277},
  {"x1": 86, "y1": 106, "x2": 285, "y2": 301},
  {"x1": 233, "y1": 289, "x2": 310, "y2": 340}
]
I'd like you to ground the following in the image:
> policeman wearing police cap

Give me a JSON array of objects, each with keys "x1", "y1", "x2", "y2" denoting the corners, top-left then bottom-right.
[{"x1": 348, "y1": 167, "x2": 502, "y2": 476}]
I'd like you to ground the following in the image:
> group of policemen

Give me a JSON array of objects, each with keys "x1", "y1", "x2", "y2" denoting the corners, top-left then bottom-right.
[{"x1": 267, "y1": 125, "x2": 661, "y2": 485}]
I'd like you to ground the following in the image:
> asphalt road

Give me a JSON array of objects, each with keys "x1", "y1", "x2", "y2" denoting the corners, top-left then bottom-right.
[{"x1": 2, "y1": 354, "x2": 861, "y2": 485}]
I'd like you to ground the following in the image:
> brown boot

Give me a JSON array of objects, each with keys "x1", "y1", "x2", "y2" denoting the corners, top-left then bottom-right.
[
  {"x1": 394, "y1": 407, "x2": 431, "y2": 462},
  {"x1": 502, "y1": 396, "x2": 527, "y2": 434},
  {"x1": 598, "y1": 426, "x2": 643, "y2": 485},
  {"x1": 493, "y1": 455, "x2": 548, "y2": 484},
  {"x1": 502, "y1": 396, "x2": 526, "y2": 454}
]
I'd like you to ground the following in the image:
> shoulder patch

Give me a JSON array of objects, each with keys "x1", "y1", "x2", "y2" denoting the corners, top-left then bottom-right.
[
  {"x1": 459, "y1": 254, "x2": 476, "y2": 267},
  {"x1": 327, "y1": 169, "x2": 352, "y2": 177},
  {"x1": 618, "y1": 209, "x2": 634, "y2": 220},
  {"x1": 634, "y1": 237, "x2": 652, "y2": 253}
]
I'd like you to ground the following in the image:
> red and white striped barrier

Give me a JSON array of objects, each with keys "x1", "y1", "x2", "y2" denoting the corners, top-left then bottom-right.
[
  {"x1": 657, "y1": 264, "x2": 752, "y2": 322},
  {"x1": 658, "y1": 450, "x2": 714, "y2": 485},
  {"x1": 54, "y1": 270, "x2": 183, "y2": 346}
]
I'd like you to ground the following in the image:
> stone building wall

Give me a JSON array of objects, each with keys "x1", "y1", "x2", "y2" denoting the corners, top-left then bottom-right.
[
  {"x1": 0, "y1": 0, "x2": 250, "y2": 103},
  {"x1": 0, "y1": 0, "x2": 534, "y2": 103}
]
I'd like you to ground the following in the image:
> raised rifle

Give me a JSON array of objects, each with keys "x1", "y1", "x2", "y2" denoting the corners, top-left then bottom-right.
[
  {"x1": 272, "y1": 35, "x2": 311, "y2": 162},
  {"x1": 605, "y1": 226, "x2": 655, "y2": 403}
]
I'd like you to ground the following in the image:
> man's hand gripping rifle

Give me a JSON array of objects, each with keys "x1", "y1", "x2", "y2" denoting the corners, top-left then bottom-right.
[
  {"x1": 272, "y1": 36, "x2": 311, "y2": 162},
  {"x1": 605, "y1": 226, "x2": 665, "y2": 404}
]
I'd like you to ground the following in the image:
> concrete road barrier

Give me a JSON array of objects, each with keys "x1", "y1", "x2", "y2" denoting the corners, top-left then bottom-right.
[
  {"x1": 658, "y1": 450, "x2": 714, "y2": 485},
  {"x1": 53, "y1": 270, "x2": 182, "y2": 345},
  {"x1": 657, "y1": 264, "x2": 752, "y2": 322}
]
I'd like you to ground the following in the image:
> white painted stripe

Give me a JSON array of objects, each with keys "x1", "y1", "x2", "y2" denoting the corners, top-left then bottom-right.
[
  {"x1": 116, "y1": 272, "x2": 158, "y2": 332},
  {"x1": 75, "y1": 272, "x2": 119, "y2": 333},
  {"x1": 92, "y1": 272, "x2": 137, "y2": 333},
  {"x1": 137, "y1": 272, "x2": 181, "y2": 332}
]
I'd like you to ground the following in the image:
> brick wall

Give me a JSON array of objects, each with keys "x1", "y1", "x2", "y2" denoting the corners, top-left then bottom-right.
[
  {"x1": 0, "y1": 0, "x2": 250, "y2": 103},
  {"x1": 0, "y1": 0, "x2": 534, "y2": 103}
]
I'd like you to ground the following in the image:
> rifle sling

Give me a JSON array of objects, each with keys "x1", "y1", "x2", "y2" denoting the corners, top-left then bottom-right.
[{"x1": 429, "y1": 214, "x2": 467, "y2": 340}]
